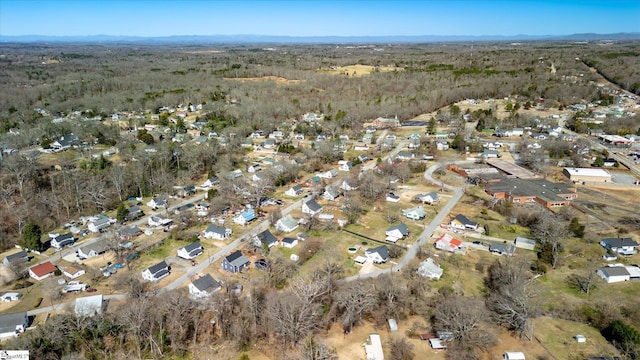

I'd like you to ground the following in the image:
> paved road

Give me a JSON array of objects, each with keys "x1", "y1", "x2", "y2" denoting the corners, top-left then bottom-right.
[
  {"x1": 36, "y1": 193, "x2": 209, "y2": 265},
  {"x1": 341, "y1": 163, "x2": 465, "y2": 282}
]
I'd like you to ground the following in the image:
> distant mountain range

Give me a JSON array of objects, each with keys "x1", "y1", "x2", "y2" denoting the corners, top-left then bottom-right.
[{"x1": 1, "y1": 33, "x2": 639, "y2": 44}]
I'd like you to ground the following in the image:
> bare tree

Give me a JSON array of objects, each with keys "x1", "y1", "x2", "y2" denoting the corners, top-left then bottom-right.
[
  {"x1": 434, "y1": 294, "x2": 495, "y2": 353},
  {"x1": 299, "y1": 335, "x2": 338, "y2": 360},
  {"x1": 334, "y1": 281, "x2": 378, "y2": 333},
  {"x1": 387, "y1": 337, "x2": 415, "y2": 360},
  {"x1": 567, "y1": 257, "x2": 599, "y2": 295},
  {"x1": 531, "y1": 213, "x2": 568, "y2": 268},
  {"x1": 485, "y1": 259, "x2": 539, "y2": 340},
  {"x1": 266, "y1": 290, "x2": 323, "y2": 348}
]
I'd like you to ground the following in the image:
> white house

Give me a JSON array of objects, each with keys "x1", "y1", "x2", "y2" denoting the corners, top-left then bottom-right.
[
  {"x1": 600, "y1": 237, "x2": 638, "y2": 255},
  {"x1": 339, "y1": 162, "x2": 353, "y2": 172},
  {"x1": 28, "y1": 261, "x2": 58, "y2": 281},
  {"x1": 450, "y1": 214, "x2": 479, "y2": 231},
  {"x1": 233, "y1": 209, "x2": 256, "y2": 226},
  {"x1": 364, "y1": 333, "x2": 384, "y2": 360},
  {"x1": 51, "y1": 233, "x2": 75, "y2": 250},
  {"x1": 62, "y1": 266, "x2": 85, "y2": 279},
  {"x1": 323, "y1": 187, "x2": 341, "y2": 201},
  {"x1": 435, "y1": 233, "x2": 463, "y2": 253},
  {"x1": 77, "y1": 243, "x2": 109, "y2": 260},
  {"x1": 341, "y1": 179, "x2": 359, "y2": 192},
  {"x1": 416, "y1": 192, "x2": 439, "y2": 205},
  {"x1": 88, "y1": 218, "x2": 112, "y2": 233},
  {"x1": 417, "y1": 258, "x2": 443, "y2": 280},
  {"x1": 385, "y1": 223, "x2": 409, "y2": 243},
  {"x1": 203, "y1": 224, "x2": 232, "y2": 240},
  {"x1": 285, "y1": 184, "x2": 303, "y2": 197},
  {"x1": 402, "y1": 206, "x2": 427, "y2": 220},
  {"x1": 276, "y1": 215, "x2": 299, "y2": 233},
  {"x1": 365, "y1": 245, "x2": 390, "y2": 264},
  {"x1": 177, "y1": 241, "x2": 204, "y2": 260},
  {"x1": 281, "y1": 237, "x2": 299, "y2": 249},
  {"x1": 141, "y1": 261, "x2": 170, "y2": 281},
  {"x1": 253, "y1": 230, "x2": 278, "y2": 248},
  {"x1": 75, "y1": 295, "x2": 103, "y2": 317},
  {"x1": 386, "y1": 193, "x2": 400, "y2": 203},
  {"x1": 146, "y1": 196, "x2": 168, "y2": 209},
  {"x1": 319, "y1": 169, "x2": 338, "y2": 179},
  {"x1": 0, "y1": 312, "x2": 28, "y2": 339},
  {"x1": 189, "y1": 274, "x2": 222, "y2": 298},
  {"x1": 201, "y1": 176, "x2": 219, "y2": 188},
  {"x1": 302, "y1": 199, "x2": 323, "y2": 216},
  {"x1": 148, "y1": 215, "x2": 173, "y2": 227}
]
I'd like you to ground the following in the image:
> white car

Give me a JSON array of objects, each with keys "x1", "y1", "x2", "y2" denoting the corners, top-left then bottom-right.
[{"x1": 603, "y1": 254, "x2": 618, "y2": 261}]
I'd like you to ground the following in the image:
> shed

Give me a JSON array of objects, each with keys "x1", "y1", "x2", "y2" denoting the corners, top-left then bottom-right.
[
  {"x1": 503, "y1": 352, "x2": 526, "y2": 360},
  {"x1": 388, "y1": 319, "x2": 398, "y2": 332},
  {"x1": 429, "y1": 338, "x2": 447, "y2": 350},
  {"x1": 575, "y1": 334, "x2": 586, "y2": 343}
]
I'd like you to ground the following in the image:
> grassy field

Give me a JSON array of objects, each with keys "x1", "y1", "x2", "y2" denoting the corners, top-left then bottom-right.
[{"x1": 319, "y1": 64, "x2": 403, "y2": 77}]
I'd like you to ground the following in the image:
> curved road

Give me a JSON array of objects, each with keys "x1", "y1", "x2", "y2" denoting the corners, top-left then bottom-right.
[{"x1": 341, "y1": 163, "x2": 464, "y2": 282}]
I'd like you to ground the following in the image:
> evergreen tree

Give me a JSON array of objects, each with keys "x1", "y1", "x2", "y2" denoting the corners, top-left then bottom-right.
[{"x1": 22, "y1": 221, "x2": 44, "y2": 251}]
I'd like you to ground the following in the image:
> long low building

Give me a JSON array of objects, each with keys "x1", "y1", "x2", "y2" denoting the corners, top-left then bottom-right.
[
  {"x1": 485, "y1": 178, "x2": 577, "y2": 208},
  {"x1": 563, "y1": 168, "x2": 612, "y2": 183}
]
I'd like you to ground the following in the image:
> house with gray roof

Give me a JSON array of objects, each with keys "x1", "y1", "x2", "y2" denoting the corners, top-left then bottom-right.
[
  {"x1": 489, "y1": 242, "x2": 517, "y2": 256},
  {"x1": 189, "y1": 274, "x2": 222, "y2": 298},
  {"x1": 365, "y1": 245, "x2": 390, "y2": 264},
  {"x1": 402, "y1": 206, "x2": 427, "y2": 220},
  {"x1": 222, "y1": 250, "x2": 250, "y2": 273},
  {"x1": 417, "y1": 258, "x2": 443, "y2": 280},
  {"x1": 302, "y1": 199, "x2": 323, "y2": 216},
  {"x1": 141, "y1": 261, "x2": 170, "y2": 281},
  {"x1": 177, "y1": 241, "x2": 204, "y2": 260},
  {"x1": 600, "y1": 237, "x2": 638, "y2": 255},
  {"x1": 203, "y1": 224, "x2": 232, "y2": 240},
  {"x1": 253, "y1": 230, "x2": 278, "y2": 248},
  {"x1": 77, "y1": 243, "x2": 109, "y2": 260},
  {"x1": 0, "y1": 312, "x2": 28, "y2": 339},
  {"x1": 3, "y1": 251, "x2": 28, "y2": 267}
]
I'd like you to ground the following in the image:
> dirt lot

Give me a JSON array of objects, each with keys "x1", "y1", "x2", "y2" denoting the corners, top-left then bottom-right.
[{"x1": 224, "y1": 76, "x2": 301, "y2": 84}]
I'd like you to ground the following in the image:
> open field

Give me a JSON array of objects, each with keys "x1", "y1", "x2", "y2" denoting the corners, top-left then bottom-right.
[{"x1": 319, "y1": 64, "x2": 403, "y2": 77}]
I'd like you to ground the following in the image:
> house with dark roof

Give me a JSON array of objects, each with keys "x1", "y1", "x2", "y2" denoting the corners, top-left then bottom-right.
[
  {"x1": 177, "y1": 241, "x2": 204, "y2": 260},
  {"x1": 141, "y1": 261, "x2": 170, "y2": 281},
  {"x1": 189, "y1": 274, "x2": 222, "y2": 298},
  {"x1": 597, "y1": 266, "x2": 631, "y2": 283},
  {"x1": 281, "y1": 237, "x2": 298, "y2": 249},
  {"x1": 600, "y1": 237, "x2": 638, "y2": 255},
  {"x1": 51, "y1": 133, "x2": 79, "y2": 151},
  {"x1": 3, "y1": 251, "x2": 28, "y2": 267},
  {"x1": 77, "y1": 243, "x2": 109, "y2": 260},
  {"x1": 203, "y1": 224, "x2": 232, "y2": 240},
  {"x1": 29, "y1": 261, "x2": 58, "y2": 281},
  {"x1": 116, "y1": 226, "x2": 142, "y2": 241},
  {"x1": 146, "y1": 196, "x2": 169, "y2": 209},
  {"x1": 416, "y1": 192, "x2": 440, "y2": 205},
  {"x1": 51, "y1": 233, "x2": 75, "y2": 250},
  {"x1": 402, "y1": 206, "x2": 427, "y2": 220},
  {"x1": 302, "y1": 199, "x2": 323, "y2": 216},
  {"x1": 222, "y1": 250, "x2": 251, "y2": 273},
  {"x1": 450, "y1": 214, "x2": 479, "y2": 231},
  {"x1": 253, "y1": 230, "x2": 278, "y2": 248},
  {"x1": 285, "y1": 184, "x2": 303, "y2": 197},
  {"x1": 386, "y1": 224, "x2": 410, "y2": 243},
  {"x1": 0, "y1": 312, "x2": 28, "y2": 339},
  {"x1": 365, "y1": 245, "x2": 390, "y2": 264},
  {"x1": 323, "y1": 186, "x2": 341, "y2": 201},
  {"x1": 489, "y1": 242, "x2": 517, "y2": 256}
]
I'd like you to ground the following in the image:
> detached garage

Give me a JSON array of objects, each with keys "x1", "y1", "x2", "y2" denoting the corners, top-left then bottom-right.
[{"x1": 597, "y1": 266, "x2": 630, "y2": 283}]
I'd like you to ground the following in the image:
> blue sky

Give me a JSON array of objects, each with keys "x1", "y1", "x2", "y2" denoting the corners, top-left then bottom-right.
[{"x1": 1, "y1": 0, "x2": 639, "y2": 37}]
